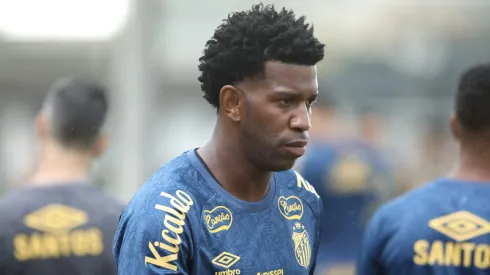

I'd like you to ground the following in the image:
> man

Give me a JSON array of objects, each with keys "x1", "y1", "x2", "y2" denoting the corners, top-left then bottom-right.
[
  {"x1": 300, "y1": 101, "x2": 394, "y2": 275},
  {"x1": 357, "y1": 63, "x2": 490, "y2": 275},
  {"x1": 113, "y1": 4, "x2": 325, "y2": 274},
  {"x1": 0, "y1": 78, "x2": 125, "y2": 275}
]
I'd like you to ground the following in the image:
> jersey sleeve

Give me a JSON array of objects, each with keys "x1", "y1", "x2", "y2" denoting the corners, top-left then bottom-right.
[
  {"x1": 310, "y1": 198, "x2": 324, "y2": 274},
  {"x1": 356, "y1": 209, "x2": 386, "y2": 275},
  {"x1": 113, "y1": 183, "x2": 197, "y2": 274},
  {"x1": 291, "y1": 170, "x2": 323, "y2": 274}
]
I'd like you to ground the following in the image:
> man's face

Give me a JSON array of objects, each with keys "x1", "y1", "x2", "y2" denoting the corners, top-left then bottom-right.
[{"x1": 239, "y1": 61, "x2": 319, "y2": 171}]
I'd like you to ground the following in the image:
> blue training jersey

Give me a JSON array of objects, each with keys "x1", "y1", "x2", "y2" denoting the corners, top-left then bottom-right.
[
  {"x1": 113, "y1": 149, "x2": 323, "y2": 274},
  {"x1": 357, "y1": 178, "x2": 490, "y2": 275}
]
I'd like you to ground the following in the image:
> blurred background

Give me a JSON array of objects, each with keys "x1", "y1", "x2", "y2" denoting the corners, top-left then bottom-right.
[
  {"x1": 1, "y1": 0, "x2": 490, "y2": 274},
  {"x1": 0, "y1": 0, "x2": 489, "y2": 227},
  {"x1": 2, "y1": 0, "x2": 488, "y2": 200}
]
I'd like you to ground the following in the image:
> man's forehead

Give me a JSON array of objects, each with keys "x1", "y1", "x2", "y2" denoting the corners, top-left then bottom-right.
[
  {"x1": 264, "y1": 61, "x2": 317, "y2": 77},
  {"x1": 263, "y1": 61, "x2": 318, "y2": 93}
]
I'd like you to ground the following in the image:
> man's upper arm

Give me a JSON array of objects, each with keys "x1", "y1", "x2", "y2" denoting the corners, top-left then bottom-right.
[
  {"x1": 357, "y1": 210, "x2": 386, "y2": 275},
  {"x1": 113, "y1": 188, "x2": 196, "y2": 274}
]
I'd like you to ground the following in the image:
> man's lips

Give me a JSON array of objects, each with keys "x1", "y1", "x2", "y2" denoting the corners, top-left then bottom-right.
[{"x1": 284, "y1": 140, "x2": 308, "y2": 157}]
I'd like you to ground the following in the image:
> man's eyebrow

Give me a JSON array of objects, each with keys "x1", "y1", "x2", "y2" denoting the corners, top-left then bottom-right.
[
  {"x1": 272, "y1": 91, "x2": 299, "y2": 97},
  {"x1": 270, "y1": 90, "x2": 319, "y2": 100}
]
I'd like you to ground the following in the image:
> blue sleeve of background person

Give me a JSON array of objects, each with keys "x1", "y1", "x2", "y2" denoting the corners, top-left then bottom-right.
[
  {"x1": 113, "y1": 178, "x2": 198, "y2": 275},
  {"x1": 356, "y1": 207, "x2": 390, "y2": 275}
]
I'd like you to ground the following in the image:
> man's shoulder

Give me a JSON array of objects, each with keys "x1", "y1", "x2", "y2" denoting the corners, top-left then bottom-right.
[
  {"x1": 0, "y1": 184, "x2": 125, "y2": 228},
  {"x1": 0, "y1": 189, "x2": 21, "y2": 206},
  {"x1": 0, "y1": 190, "x2": 28, "y2": 223},
  {"x1": 124, "y1": 152, "x2": 214, "y2": 220},
  {"x1": 274, "y1": 169, "x2": 322, "y2": 216},
  {"x1": 275, "y1": 169, "x2": 321, "y2": 198},
  {"x1": 368, "y1": 180, "x2": 440, "y2": 236},
  {"x1": 376, "y1": 181, "x2": 437, "y2": 218}
]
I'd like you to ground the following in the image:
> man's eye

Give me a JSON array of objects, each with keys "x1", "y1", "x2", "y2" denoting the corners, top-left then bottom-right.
[
  {"x1": 281, "y1": 98, "x2": 292, "y2": 105},
  {"x1": 307, "y1": 98, "x2": 317, "y2": 107}
]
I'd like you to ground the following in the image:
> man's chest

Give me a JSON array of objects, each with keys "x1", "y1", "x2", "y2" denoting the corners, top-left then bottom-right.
[{"x1": 195, "y1": 196, "x2": 318, "y2": 274}]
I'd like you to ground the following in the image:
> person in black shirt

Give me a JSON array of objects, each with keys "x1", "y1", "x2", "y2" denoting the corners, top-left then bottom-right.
[{"x1": 0, "y1": 78, "x2": 125, "y2": 275}]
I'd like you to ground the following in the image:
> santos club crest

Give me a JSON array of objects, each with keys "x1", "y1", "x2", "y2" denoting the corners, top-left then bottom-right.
[{"x1": 292, "y1": 222, "x2": 311, "y2": 269}]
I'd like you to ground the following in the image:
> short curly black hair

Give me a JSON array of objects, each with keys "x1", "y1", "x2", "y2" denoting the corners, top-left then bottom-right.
[
  {"x1": 456, "y1": 63, "x2": 490, "y2": 135},
  {"x1": 43, "y1": 77, "x2": 108, "y2": 149},
  {"x1": 198, "y1": 4, "x2": 325, "y2": 109}
]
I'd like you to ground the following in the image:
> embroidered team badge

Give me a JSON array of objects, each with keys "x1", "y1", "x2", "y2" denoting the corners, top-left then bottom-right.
[{"x1": 292, "y1": 222, "x2": 311, "y2": 269}]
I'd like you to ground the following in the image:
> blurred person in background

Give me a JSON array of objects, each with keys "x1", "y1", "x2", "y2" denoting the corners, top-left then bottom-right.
[
  {"x1": 354, "y1": 107, "x2": 397, "y2": 211},
  {"x1": 357, "y1": 107, "x2": 384, "y2": 148},
  {"x1": 357, "y1": 63, "x2": 490, "y2": 275},
  {"x1": 113, "y1": 3, "x2": 326, "y2": 274},
  {"x1": 0, "y1": 78, "x2": 124, "y2": 275},
  {"x1": 300, "y1": 101, "x2": 395, "y2": 275}
]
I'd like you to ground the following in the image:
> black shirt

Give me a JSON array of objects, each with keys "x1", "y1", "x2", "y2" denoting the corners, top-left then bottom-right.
[{"x1": 0, "y1": 182, "x2": 125, "y2": 275}]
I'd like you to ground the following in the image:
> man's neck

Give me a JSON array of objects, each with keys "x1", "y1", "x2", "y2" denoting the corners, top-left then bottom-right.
[
  {"x1": 450, "y1": 145, "x2": 490, "y2": 182},
  {"x1": 198, "y1": 129, "x2": 272, "y2": 202},
  {"x1": 29, "y1": 148, "x2": 90, "y2": 186}
]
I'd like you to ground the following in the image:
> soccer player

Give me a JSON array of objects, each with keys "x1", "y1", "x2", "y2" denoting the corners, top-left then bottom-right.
[
  {"x1": 0, "y1": 78, "x2": 125, "y2": 275},
  {"x1": 357, "y1": 63, "x2": 490, "y2": 275},
  {"x1": 113, "y1": 4, "x2": 325, "y2": 274}
]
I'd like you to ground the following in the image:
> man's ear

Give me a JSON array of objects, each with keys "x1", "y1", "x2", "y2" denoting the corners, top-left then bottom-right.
[
  {"x1": 449, "y1": 114, "x2": 460, "y2": 141},
  {"x1": 219, "y1": 85, "x2": 242, "y2": 122},
  {"x1": 90, "y1": 134, "x2": 109, "y2": 158},
  {"x1": 36, "y1": 113, "x2": 49, "y2": 139}
]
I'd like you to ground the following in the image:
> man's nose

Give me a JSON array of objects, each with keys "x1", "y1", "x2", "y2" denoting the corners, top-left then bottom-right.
[{"x1": 290, "y1": 104, "x2": 311, "y2": 132}]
